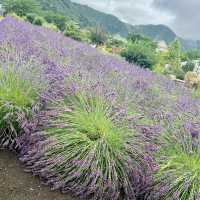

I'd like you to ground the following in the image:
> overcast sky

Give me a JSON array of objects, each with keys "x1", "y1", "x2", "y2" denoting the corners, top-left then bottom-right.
[{"x1": 72, "y1": 0, "x2": 200, "y2": 40}]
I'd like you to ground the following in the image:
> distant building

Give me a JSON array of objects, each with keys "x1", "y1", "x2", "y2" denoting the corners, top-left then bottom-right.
[
  {"x1": 157, "y1": 40, "x2": 168, "y2": 52},
  {"x1": 112, "y1": 47, "x2": 121, "y2": 54}
]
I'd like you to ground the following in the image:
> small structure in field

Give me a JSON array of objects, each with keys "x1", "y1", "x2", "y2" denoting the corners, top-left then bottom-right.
[{"x1": 157, "y1": 40, "x2": 168, "y2": 52}]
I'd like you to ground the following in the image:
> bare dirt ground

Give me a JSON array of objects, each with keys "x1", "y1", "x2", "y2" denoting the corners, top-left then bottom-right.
[{"x1": 0, "y1": 150, "x2": 75, "y2": 200}]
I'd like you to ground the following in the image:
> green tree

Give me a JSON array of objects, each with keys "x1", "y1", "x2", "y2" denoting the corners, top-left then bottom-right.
[
  {"x1": 64, "y1": 21, "x2": 83, "y2": 41},
  {"x1": 182, "y1": 61, "x2": 195, "y2": 73},
  {"x1": 90, "y1": 27, "x2": 107, "y2": 45},
  {"x1": 43, "y1": 11, "x2": 68, "y2": 31},
  {"x1": 26, "y1": 13, "x2": 37, "y2": 23},
  {"x1": 121, "y1": 40, "x2": 157, "y2": 69},
  {"x1": 165, "y1": 39, "x2": 185, "y2": 79},
  {"x1": 167, "y1": 39, "x2": 181, "y2": 69},
  {"x1": 3, "y1": 0, "x2": 40, "y2": 16},
  {"x1": 106, "y1": 36, "x2": 125, "y2": 48},
  {"x1": 127, "y1": 33, "x2": 157, "y2": 49},
  {"x1": 33, "y1": 16, "x2": 45, "y2": 26},
  {"x1": 185, "y1": 49, "x2": 200, "y2": 60}
]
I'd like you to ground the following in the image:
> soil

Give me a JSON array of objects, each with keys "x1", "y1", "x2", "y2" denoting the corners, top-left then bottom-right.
[{"x1": 0, "y1": 150, "x2": 75, "y2": 200}]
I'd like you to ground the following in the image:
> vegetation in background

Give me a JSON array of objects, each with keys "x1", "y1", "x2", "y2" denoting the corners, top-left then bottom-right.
[
  {"x1": 42, "y1": 11, "x2": 69, "y2": 31},
  {"x1": 164, "y1": 39, "x2": 185, "y2": 79},
  {"x1": 3, "y1": 0, "x2": 40, "y2": 16},
  {"x1": 182, "y1": 60, "x2": 195, "y2": 73},
  {"x1": 2, "y1": 0, "x2": 200, "y2": 81},
  {"x1": 121, "y1": 33, "x2": 158, "y2": 69},
  {"x1": 26, "y1": 12, "x2": 37, "y2": 23},
  {"x1": 32, "y1": 15, "x2": 45, "y2": 26},
  {"x1": 185, "y1": 49, "x2": 200, "y2": 60},
  {"x1": 64, "y1": 21, "x2": 84, "y2": 41},
  {"x1": 90, "y1": 26, "x2": 107, "y2": 45}
]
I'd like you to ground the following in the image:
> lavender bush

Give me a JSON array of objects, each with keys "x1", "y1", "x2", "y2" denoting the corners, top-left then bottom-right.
[
  {"x1": 0, "y1": 42, "x2": 46, "y2": 149},
  {"x1": 0, "y1": 17, "x2": 199, "y2": 199},
  {"x1": 19, "y1": 91, "x2": 151, "y2": 199}
]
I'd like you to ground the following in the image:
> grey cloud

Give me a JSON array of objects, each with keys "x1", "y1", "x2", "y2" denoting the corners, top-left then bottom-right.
[
  {"x1": 72, "y1": 0, "x2": 172, "y2": 24},
  {"x1": 72, "y1": 0, "x2": 200, "y2": 39},
  {"x1": 153, "y1": 0, "x2": 200, "y2": 39}
]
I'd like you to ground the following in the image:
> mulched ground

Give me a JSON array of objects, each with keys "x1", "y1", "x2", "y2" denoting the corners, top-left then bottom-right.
[{"x1": 0, "y1": 150, "x2": 75, "y2": 200}]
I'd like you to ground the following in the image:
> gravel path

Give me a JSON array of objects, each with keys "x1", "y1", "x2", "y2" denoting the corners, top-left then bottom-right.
[{"x1": 0, "y1": 150, "x2": 75, "y2": 200}]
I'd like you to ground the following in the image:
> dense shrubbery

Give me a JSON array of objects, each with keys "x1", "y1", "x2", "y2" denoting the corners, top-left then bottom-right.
[
  {"x1": 32, "y1": 16, "x2": 45, "y2": 26},
  {"x1": 121, "y1": 41, "x2": 157, "y2": 69},
  {"x1": 150, "y1": 128, "x2": 200, "y2": 199},
  {"x1": 64, "y1": 21, "x2": 84, "y2": 41},
  {"x1": 182, "y1": 60, "x2": 195, "y2": 73},
  {"x1": 3, "y1": 0, "x2": 40, "y2": 17},
  {"x1": 26, "y1": 13, "x2": 37, "y2": 23},
  {"x1": 0, "y1": 44, "x2": 46, "y2": 148},
  {"x1": 21, "y1": 92, "x2": 147, "y2": 199},
  {"x1": 0, "y1": 17, "x2": 200, "y2": 200},
  {"x1": 43, "y1": 11, "x2": 68, "y2": 31},
  {"x1": 90, "y1": 27, "x2": 107, "y2": 45},
  {"x1": 42, "y1": 22, "x2": 59, "y2": 32}
]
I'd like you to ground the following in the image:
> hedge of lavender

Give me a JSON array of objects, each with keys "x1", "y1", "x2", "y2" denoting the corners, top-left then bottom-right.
[{"x1": 0, "y1": 17, "x2": 199, "y2": 200}]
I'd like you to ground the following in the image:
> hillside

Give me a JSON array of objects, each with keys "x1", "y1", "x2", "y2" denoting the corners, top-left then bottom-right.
[
  {"x1": 34, "y1": 0, "x2": 200, "y2": 50},
  {"x1": 35, "y1": 0, "x2": 130, "y2": 36},
  {"x1": 1, "y1": 16, "x2": 199, "y2": 200},
  {"x1": 34, "y1": 0, "x2": 177, "y2": 41},
  {"x1": 0, "y1": 0, "x2": 199, "y2": 50}
]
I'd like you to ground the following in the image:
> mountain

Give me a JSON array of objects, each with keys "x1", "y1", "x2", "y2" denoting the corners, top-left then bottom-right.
[
  {"x1": 35, "y1": 0, "x2": 177, "y2": 40},
  {"x1": 1, "y1": 0, "x2": 199, "y2": 50},
  {"x1": 180, "y1": 38, "x2": 200, "y2": 51},
  {"x1": 130, "y1": 24, "x2": 177, "y2": 44},
  {"x1": 36, "y1": 0, "x2": 199, "y2": 50},
  {"x1": 35, "y1": 0, "x2": 130, "y2": 36}
]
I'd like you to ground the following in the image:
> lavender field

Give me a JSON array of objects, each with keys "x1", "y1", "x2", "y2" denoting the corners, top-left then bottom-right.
[{"x1": 0, "y1": 17, "x2": 199, "y2": 200}]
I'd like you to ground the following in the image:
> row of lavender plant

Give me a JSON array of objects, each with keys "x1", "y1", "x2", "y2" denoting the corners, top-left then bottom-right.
[{"x1": 0, "y1": 17, "x2": 199, "y2": 199}]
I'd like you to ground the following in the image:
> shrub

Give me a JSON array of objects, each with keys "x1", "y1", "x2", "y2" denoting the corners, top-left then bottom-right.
[
  {"x1": 0, "y1": 66, "x2": 38, "y2": 147},
  {"x1": 20, "y1": 92, "x2": 147, "y2": 199},
  {"x1": 185, "y1": 49, "x2": 200, "y2": 60},
  {"x1": 182, "y1": 60, "x2": 195, "y2": 73},
  {"x1": 121, "y1": 41, "x2": 157, "y2": 69},
  {"x1": 64, "y1": 21, "x2": 83, "y2": 41},
  {"x1": 192, "y1": 87, "x2": 200, "y2": 98},
  {"x1": 26, "y1": 13, "x2": 37, "y2": 23},
  {"x1": 43, "y1": 22, "x2": 59, "y2": 32},
  {"x1": 90, "y1": 27, "x2": 107, "y2": 45},
  {"x1": 152, "y1": 65, "x2": 165, "y2": 74},
  {"x1": 33, "y1": 16, "x2": 45, "y2": 26},
  {"x1": 184, "y1": 71, "x2": 200, "y2": 88},
  {"x1": 3, "y1": 0, "x2": 40, "y2": 17},
  {"x1": 173, "y1": 67, "x2": 185, "y2": 80},
  {"x1": 150, "y1": 128, "x2": 200, "y2": 200},
  {"x1": 43, "y1": 12, "x2": 68, "y2": 31},
  {"x1": 6, "y1": 12, "x2": 25, "y2": 21},
  {"x1": 64, "y1": 30, "x2": 83, "y2": 41}
]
